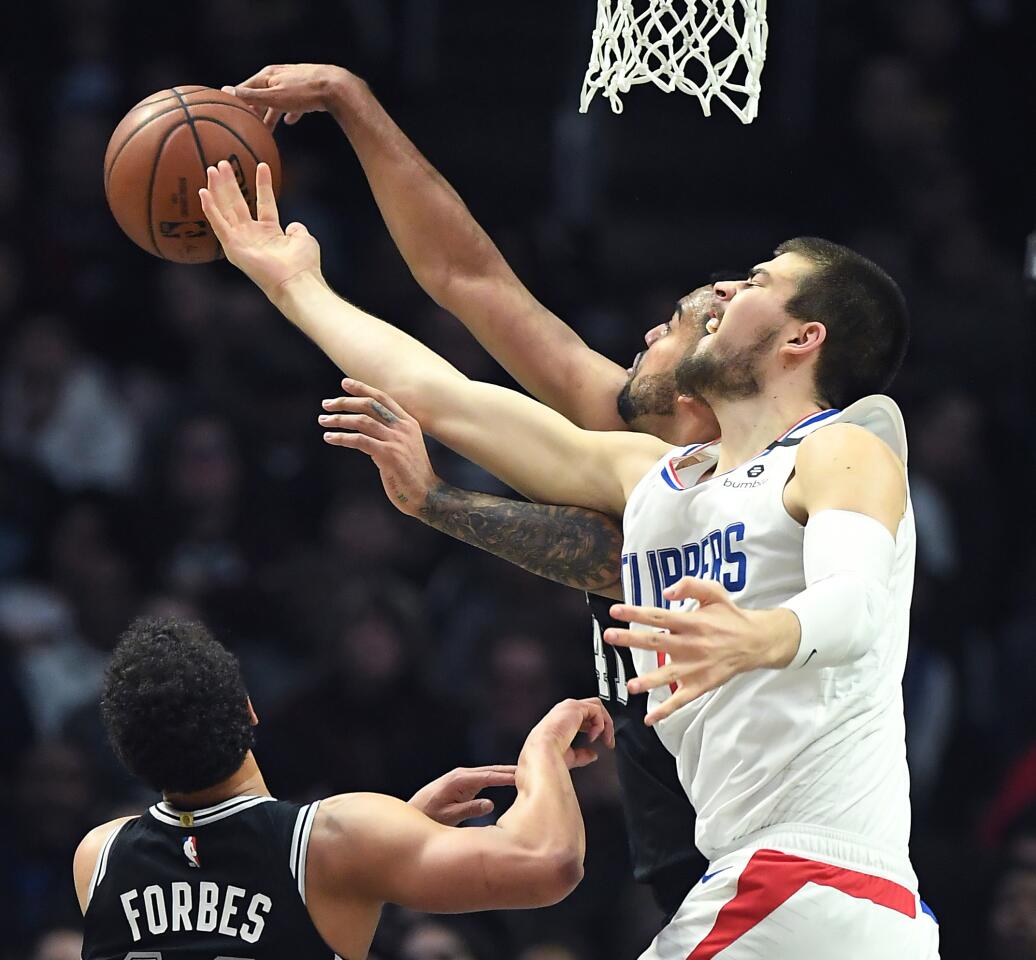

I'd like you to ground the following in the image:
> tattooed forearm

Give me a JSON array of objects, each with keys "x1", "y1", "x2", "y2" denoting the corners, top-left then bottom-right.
[{"x1": 418, "y1": 481, "x2": 622, "y2": 593}]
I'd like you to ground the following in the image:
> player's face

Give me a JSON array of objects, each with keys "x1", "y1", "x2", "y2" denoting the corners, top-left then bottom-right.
[
  {"x1": 675, "y1": 254, "x2": 813, "y2": 402},
  {"x1": 617, "y1": 285, "x2": 713, "y2": 425}
]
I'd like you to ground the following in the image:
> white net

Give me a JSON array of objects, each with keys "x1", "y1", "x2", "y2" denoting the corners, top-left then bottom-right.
[{"x1": 580, "y1": 0, "x2": 769, "y2": 123}]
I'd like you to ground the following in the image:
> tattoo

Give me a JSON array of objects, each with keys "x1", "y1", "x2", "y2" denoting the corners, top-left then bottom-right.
[
  {"x1": 418, "y1": 481, "x2": 622, "y2": 593},
  {"x1": 371, "y1": 401, "x2": 398, "y2": 424}
]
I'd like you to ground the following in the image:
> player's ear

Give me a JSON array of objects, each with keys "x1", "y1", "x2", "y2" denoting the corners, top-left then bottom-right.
[
  {"x1": 246, "y1": 698, "x2": 259, "y2": 726},
  {"x1": 783, "y1": 321, "x2": 826, "y2": 357}
]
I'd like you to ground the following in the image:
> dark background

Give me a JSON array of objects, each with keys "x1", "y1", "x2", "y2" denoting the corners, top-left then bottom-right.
[{"x1": 2, "y1": 1, "x2": 1036, "y2": 958}]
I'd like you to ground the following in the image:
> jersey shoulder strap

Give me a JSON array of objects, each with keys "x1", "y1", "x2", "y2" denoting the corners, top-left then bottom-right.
[{"x1": 85, "y1": 818, "x2": 136, "y2": 908}]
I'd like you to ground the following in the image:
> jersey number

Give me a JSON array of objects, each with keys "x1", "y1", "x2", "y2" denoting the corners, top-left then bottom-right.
[{"x1": 593, "y1": 617, "x2": 628, "y2": 705}]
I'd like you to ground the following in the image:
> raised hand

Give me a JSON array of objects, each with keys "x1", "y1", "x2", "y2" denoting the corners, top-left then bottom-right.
[
  {"x1": 226, "y1": 63, "x2": 352, "y2": 130},
  {"x1": 199, "y1": 160, "x2": 322, "y2": 300},
  {"x1": 320, "y1": 378, "x2": 439, "y2": 518},
  {"x1": 604, "y1": 577, "x2": 800, "y2": 725},
  {"x1": 408, "y1": 765, "x2": 517, "y2": 826}
]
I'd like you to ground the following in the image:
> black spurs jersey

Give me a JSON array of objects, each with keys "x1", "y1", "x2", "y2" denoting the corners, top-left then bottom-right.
[
  {"x1": 587, "y1": 594, "x2": 704, "y2": 917},
  {"x1": 82, "y1": 795, "x2": 335, "y2": 960}
]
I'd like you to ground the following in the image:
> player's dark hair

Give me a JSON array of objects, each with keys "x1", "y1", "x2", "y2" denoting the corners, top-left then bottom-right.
[
  {"x1": 101, "y1": 616, "x2": 254, "y2": 793},
  {"x1": 775, "y1": 237, "x2": 909, "y2": 409}
]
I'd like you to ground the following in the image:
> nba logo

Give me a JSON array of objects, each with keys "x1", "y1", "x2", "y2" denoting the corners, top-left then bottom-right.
[{"x1": 183, "y1": 835, "x2": 201, "y2": 869}]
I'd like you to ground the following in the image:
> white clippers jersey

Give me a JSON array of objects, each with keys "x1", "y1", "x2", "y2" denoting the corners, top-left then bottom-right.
[{"x1": 621, "y1": 396, "x2": 916, "y2": 873}]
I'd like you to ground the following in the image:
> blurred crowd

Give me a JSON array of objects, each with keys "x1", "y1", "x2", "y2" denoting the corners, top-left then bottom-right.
[{"x1": 2, "y1": 0, "x2": 1035, "y2": 957}]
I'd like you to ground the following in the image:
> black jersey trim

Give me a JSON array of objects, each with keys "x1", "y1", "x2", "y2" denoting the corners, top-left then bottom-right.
[
  {"x1": 289, "y1": 801, "x2": 320, "y2": 903},
  {"x1": 86, "y1": 819, "x2": 132, "y2": 905},
  {"x1": 150, "y1": 794, "x2": 275, "y2": 826}
]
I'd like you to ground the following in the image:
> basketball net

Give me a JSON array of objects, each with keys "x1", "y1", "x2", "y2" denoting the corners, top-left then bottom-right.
[{"x1": 580, "y1": 0, "x2": 768, "y2": 123}]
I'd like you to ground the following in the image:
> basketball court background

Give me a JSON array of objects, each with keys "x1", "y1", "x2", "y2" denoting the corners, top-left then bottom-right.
[{"x1": 0, "y1": 2, "x2": 1034, "y2": 958}]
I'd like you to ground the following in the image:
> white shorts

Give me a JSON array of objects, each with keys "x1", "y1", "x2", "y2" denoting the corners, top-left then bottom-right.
[{"x1": 639, "y1": 829, "x2": 940, "y2": 960}]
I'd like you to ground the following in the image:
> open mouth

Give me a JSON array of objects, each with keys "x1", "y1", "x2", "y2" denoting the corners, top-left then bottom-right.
[
  {"x1": 627, "y1": 351, "x2": 644, "y2": 377},
  {"x1": 705, "y1": 307, "x2": 723, "y2": 335}
]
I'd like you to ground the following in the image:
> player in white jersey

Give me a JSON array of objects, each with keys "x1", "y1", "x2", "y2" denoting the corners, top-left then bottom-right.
[
  {"x1": 608, "y1": 396, "x2": 931, "y2": 958},
  {"x1": 200, "y1": 162, "x2": 939, "y2": 957}
]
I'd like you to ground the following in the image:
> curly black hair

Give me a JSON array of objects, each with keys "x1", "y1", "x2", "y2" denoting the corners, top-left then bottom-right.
[{"x1": 101, "y1": 616, "x2": 255, "y2": 793}]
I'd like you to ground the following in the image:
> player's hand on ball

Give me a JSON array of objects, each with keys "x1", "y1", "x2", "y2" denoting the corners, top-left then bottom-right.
[
  {"x1": 228, "y1": 63, "x2": 352, "y2": 130},
  {"x1": 408, "y1": 765, "x2": 517, "y2": 826},
  {"x1": 320, "y1": 379, "x2": 439, "y2": 518},
  {"x1": 604, "y1": 577, "x2": 800, "y2": 725},
  {"x1": 527, "y1": 698, "x2": 615, "y2": 769},
  {"x1": 199, "y1": 160, "x2": 321, "y2": 300}
]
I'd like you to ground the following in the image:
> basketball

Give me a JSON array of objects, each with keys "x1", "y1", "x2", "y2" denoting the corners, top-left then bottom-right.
[{"x1": 103, "y1": 86, "x2": 282, "y2": 264}]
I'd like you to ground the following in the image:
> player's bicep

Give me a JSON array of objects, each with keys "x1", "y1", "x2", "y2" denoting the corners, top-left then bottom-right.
[
  {"x1": 312, "y1": 794, "x2": 565, "y2": 913},
  {"x1": 792, "y1": 424, "x2": 907, "y2": 537}
]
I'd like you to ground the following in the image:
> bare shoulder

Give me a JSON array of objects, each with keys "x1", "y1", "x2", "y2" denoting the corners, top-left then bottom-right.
[
  {"x1": 790, "y1": 422, "x2": 907, "y2": 534},
  {"x1": 796, "y1": 422, "x2": 904, "y2": 476},
  {"x1": 73, "y1": 816, "x2": 137, "y2": 913}
]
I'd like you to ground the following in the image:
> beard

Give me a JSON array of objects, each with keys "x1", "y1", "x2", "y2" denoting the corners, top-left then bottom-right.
[
  {"x1": 674, "y1": 327, "x2": 780, "y2": 403},
  {"x1": 616, "y1": 371, "x2": 677, "y2": 425}
]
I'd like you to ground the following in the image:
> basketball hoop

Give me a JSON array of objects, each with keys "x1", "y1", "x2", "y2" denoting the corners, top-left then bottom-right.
[{"x1": 580, "y1": 0, "x2": 769, "y2": 123}]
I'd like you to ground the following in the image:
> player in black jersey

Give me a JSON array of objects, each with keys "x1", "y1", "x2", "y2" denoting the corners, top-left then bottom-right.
[{"x1": 76, "y1": 617, "x2": 613, "y2": 960}]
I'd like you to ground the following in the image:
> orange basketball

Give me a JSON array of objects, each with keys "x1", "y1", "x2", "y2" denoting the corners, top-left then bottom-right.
[{"x1": 104, "y1": 86, "x2": 282, "y2": 264}]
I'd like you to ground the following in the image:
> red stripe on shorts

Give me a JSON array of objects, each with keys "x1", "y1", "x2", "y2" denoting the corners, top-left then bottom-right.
[{"x1": 687, "y1": 848, "x2": 916, "y2": 960}]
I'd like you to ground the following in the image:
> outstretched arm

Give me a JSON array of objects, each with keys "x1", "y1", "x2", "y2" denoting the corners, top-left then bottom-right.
[
  {"x1": 319, "y1": 380, "x2": 623, "y2": 596},
  {"x1": 229, "y1": 63, "x2": 630, "y2": 429},
  {"x1": 199, "y1": 163, "x2": 666, "y2": 514},
  {"x1": 307, "y1": 699, "x2": 613, "y2": 927}
]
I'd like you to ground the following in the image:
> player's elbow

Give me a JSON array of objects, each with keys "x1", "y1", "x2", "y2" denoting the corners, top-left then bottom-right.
[
  {"x1": 526, "y1": 847, "x2": 584, "y2": 906},
  {"x1": 493, "y1": 840, "x2": 584, "y2": 908}
]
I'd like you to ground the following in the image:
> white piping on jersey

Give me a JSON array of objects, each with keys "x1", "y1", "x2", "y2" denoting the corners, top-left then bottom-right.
[
  {"x1": 149, "y1": 794, "x2": 276, "y2": 827},
  {"x1": 289, "y1": 801, "x2": 320, "y2": 903},
  {"x1": 87, "y1": 819, "x2": 132, "y2": 906}
]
